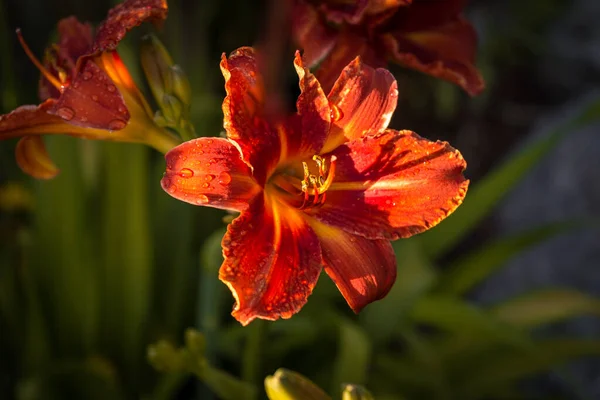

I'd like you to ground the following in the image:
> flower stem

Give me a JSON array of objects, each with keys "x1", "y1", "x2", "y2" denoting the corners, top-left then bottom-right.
[
  {"x1": 242, "y1": 319, "x2": 265, "y2": 389},
  {"x1": 146, "y1": 126, "x2": 182, "y2": 154}
]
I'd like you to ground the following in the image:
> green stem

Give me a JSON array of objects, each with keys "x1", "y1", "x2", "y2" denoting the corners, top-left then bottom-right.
[
  {"x1": 146, "y1": 125, "x2": 181, "y2": 154},
  {"x1": 242, "y1": 319, "x2": 265, "y2": 389}
]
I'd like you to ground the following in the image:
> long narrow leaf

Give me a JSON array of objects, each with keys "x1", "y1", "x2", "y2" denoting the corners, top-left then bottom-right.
[
  {"x1": 437, "y1": 220, "x2": 583, "y2": 296},
  {"x1": 491, "y1": 289, "x2": 600, "y2": 329},
  {"x1": 417, "y1": 96, "x2": 600, "y2": 258}
]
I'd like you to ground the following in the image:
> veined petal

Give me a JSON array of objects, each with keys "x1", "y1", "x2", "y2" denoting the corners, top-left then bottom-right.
[
  {"x1": 309, "y1": 130, "x2": 468, "y2": 240},
  {"x1": 0, "y1": 100, "x2": 78, "y2": 139},
  {"x1": 15, "y1": 136, "x2": 59, "y2": 179},
  {"x1": 91, "y1": 0, "x2": 168, "y2": 54},
  {"x1": 161, "y1": 137, "x2": 260, "y2": 212},
  {"x1": 220, "y1": 195, "x2": 323, "y2": 326},
  {"x1": 322, "y1": 53, "x2": 397, "y2": 152},
  {"x1": 310, "y1": 220, "x2": 396, "y2": 313},
  {"x1": 384, "y1": 17, "x2": 484, "y2": 96},
  {"x1": 293, "y1": 0, "x2": 337, "y2": 68},
  {"x1": 287, "y1": 51, "x2": 330, "y2": 160},
  {"x1": 50, "y1": 59, "x2": 130, "y2": 129},
  {"x1": 220, "y1": 47, "x2": 280, "y2": 183}
]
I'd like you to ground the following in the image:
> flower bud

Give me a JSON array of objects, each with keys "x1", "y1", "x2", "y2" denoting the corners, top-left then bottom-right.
[{"x1": 265, "y1": 368, "x2": 331, "y2": 400}]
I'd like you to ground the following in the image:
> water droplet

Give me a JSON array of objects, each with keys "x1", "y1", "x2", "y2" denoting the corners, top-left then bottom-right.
[
  {"x1": 330, "y1": 104, "x2": 344, "y2": 121},
  {"x1": 82, "y1": 71, "x2": 92, "y2": 80},
  {"x1": 168, "y1": 186, "x2": 177, "y2": 194},
  {"x1": 218, "y1": 171, "x2": 231, "y2": 185},
  {"x1": 204, "y1": 174, "x2": 214, "y2": 182},
  {"x1": 196, "y1": 194, "x2": 209, "y2": 204},
  {"x1": 179, "y1": 168, "x2": 194, "y2": 178},
  {"x1": 107, "y1": 84, "x2": 116, "y2": 93},
  {"x1": 73, "y1": 81, "x2": 80, "y2": 89},
  {"x1": 80, "y1": 116, "x2": 88, "y2": 122},
  {"x1": 108, "y1": 119, "x2": 127, "y2": 130},
  {"x1": 207, "y1": 139, "x2": 213, "y2": 144},
  {"x1": 56, "y1": 107, "x2": 75, "y2": 121},
  {"x1": 118, "y1": 106, "x2": 126, "y2": 114},
  {"x1": 91, "y1": 95, "x2": 99, "y2": 101},
  {"x1": 201, "y1": 182, "x2": 210, "y2": 189}
]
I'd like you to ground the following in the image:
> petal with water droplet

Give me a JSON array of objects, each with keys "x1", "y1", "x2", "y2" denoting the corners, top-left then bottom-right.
[
  {"x1": 49, "y1": 59, "x2": 131, "y2": 130},
  {"x1": 161, "y1": 137, "x2": 260, "y2": 212}
]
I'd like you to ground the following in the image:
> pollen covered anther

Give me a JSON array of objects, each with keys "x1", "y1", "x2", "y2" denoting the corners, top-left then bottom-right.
[{"x1": 299, "y1": 155, "x2": 336, "y2": 209}]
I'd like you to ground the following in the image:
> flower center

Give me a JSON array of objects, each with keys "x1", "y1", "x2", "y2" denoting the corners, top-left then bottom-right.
[{"x1": 299, "y1": 155, "x2": 337, "y2": 209}]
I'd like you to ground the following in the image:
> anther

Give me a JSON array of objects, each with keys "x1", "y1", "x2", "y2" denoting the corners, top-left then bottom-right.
[{"x1": 299, "y1": 155, "x2": 337, "y2": 209}]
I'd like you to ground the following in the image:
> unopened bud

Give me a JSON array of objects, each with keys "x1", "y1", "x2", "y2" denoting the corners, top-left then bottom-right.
[{"x1": 265, "y1": 369, "x2": 331, "y2": 400}]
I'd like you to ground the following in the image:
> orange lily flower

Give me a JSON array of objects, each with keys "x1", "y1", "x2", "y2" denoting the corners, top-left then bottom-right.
[
  {"x1": 293, "y1": 0, "x2": 485, "y2": 95},
  {"x1": 162, "y1": 47, "x2": 468, "y2": 326},
  {"x1": 0, "y1": 0, "x2": 177, "y2": 179}
]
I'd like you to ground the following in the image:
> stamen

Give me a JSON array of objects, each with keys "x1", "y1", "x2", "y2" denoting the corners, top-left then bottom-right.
[
  {"x1": 16, "y1": 29, "x2": 64, "y2": 92},
  {"x1": 299, "y1": 155, "x2": 337, "y2": 209}
]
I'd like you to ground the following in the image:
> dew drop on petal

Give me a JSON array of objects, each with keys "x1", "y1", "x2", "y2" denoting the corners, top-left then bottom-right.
[
  {"x1": 107, "y1": 84, "x2": 116, "y2": 93},
  {"x1": 82, "y1": 71, "x2": 92, "y2": 80},
  {"x1": 108, "y1": 119, "x2": 127, "y2": 130},
  {"x1": 56, "y1": 107, "x2": 75, "y2": 121},
  {"x1": 201, "y1": 182, "x2": 210, "y2": 189},
  {"x1": 204, "y1": 174, "x2": 214, "y2": 182},
  {"x1": 168, "y1": 185, "x2": 177, "y2": 194},
  {"x1": 218, "y1": 171, "x2": 231, "y2": 185},
  {"x1": 179, "y1": 168, "x2": 194, "y2": 178},
  {"x1": 91, "y1": 95, "x2": 99, "y2": 101},
  {"x1": 196, "y1": 194, "x2": 209, "y2": 204},
  {"x1": 330, "y1": 104, "x2": 344, "y2": 122}
]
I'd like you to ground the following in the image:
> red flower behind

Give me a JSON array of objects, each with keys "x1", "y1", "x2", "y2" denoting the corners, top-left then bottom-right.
[
  {"x1": 0, "y1": 0, "x2": 174, "y2": 179},
  {"x1": 293, "y1": 0, "x2": 485, "y2": 95},
  {"x1": 162, "y1": 47, "x2": 468, "y2": 325}
]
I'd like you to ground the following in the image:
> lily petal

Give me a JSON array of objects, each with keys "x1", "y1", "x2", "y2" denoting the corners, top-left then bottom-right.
[
  {"x1": 310, "y1": 220, "x2": 396, "y2": 313},
  {"x1": 220, "y1": 195, "x2": 323, "y2": 325},
  {"x1": 366, "y1": 0, "x2": 412, "y2": 16},
  {"x1": 288, "y1": 51, "x2": 330, "y2": 160},
  {"x1": 323, "y1": 55, "x2": 397, "y2": 152},
  {"x1": 293, "y1": 0, "x2": 337, "y2": 68},
  {"x1": 91, "y1": 0, "x2": 168, "y2": 54},
  {"x1": 161, "y1": 137, "x2": 260, "y2": 212},
  {"x1": 385, "y1": 17, "x2": 484, "y2": 96},
  {"x1": 319, "y1": 0, "x2": 370, "y2": 25},
  {"x1": 15, "y1": 136, "x2": 59, "y2": 179},
  {"x1": 39, "y1": 17, "x2": 93, "y2": 100},
  {"x1": 310, "y1": 129, "x2": 468, "y2": 240},
  {"x1": 50, "y1": 59, "x2": 131, "y2": 129},
  {"x1": 0, "y1": 100, "x2": 77, "y2": 139},
  {"x1": 221, "y1": 47, "x2": 280, "y2": 183}
]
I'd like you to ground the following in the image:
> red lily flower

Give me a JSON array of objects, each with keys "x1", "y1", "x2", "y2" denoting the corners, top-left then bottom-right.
[
  {"x1": 161, "y1": 47, "x2": 468, "y2": 325},
  {"x1": 293, "y1": 0, "x2": 485, "y2": 95},
  {"x1": 0, "y1": 0, "x2": 176, "y2": 179}
]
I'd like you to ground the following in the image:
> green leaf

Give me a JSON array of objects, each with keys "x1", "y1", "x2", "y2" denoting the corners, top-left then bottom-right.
[
  {"x1": 491, "y1": 289, "x2": 600, "y2": 329},
  {"x1": 409, "y1": 296, "x2": 531, "y2": 348},
  {"x1": 417, "y1": 96, "x2": 600, "y2": 259},
  {"x1": 100, "y1": 142, "x2": 152, "y2": 378},
  {"x1": 331, "y1": 319, "x2": 372, "y2": 395},
  {"x1": 455, "y1": 339, "x2": 600, "y2": 399},
  {"x1": 437, "y1": 220, "x2": 583, "y2": 296}
]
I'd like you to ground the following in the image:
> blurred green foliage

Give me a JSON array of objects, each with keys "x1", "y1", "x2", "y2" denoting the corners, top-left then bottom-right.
[{"x1": 1, "y1": 0, "x2": 600, "y2": 399}]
